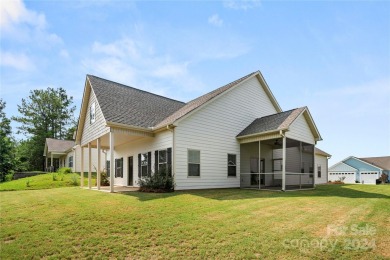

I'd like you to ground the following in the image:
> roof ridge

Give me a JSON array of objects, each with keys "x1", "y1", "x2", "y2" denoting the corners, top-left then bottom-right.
[
  {"x1": 87, "y1": 74, "x2": 185, "y2": 104},
  {"x1": 185, "y1": 71, "x2": 258, "y2": 104}
]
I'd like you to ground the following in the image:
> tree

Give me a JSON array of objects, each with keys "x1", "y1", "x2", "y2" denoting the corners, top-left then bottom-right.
[
  {"x1": 12, "y1": 87, "x2": 76, "y2": 170},
  {"x1": 0, "y1": 99, "x2": 15, "y2": 181}
]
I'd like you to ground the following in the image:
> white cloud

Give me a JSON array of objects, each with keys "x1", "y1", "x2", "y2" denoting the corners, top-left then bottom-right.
[
  {"x1": 83, "y1": 37, "x2": 206, "y2": 100},
  {"x1": 0, "y1": 0, "x2": 46, "y2": 30},
  {"x1": 208, "y1": 14, "x2": 223, "y2": 27},
  {"x1": 0, "y1": 51, "x2": 35, "y2": 71},
  {"x1": 0, "y1": 0, "x2": 62, "y2": 47},
  {"x1": 224, "y1": 0, "x2": 261, "y2": 10}
]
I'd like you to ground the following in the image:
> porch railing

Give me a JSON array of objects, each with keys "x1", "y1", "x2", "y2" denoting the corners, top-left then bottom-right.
[{"x1": 240, "y1": 172, "x2": 314, "y2": 191}]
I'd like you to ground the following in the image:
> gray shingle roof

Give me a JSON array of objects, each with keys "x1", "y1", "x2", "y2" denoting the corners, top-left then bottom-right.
[
  {"x1": 359, "y1": 156, "x2": 390, "y2": 170},
  {"x1": 315, "y1": 147, "x2": 331, "y2": 157},
  {"x1": 88, "y1": 75, "x2": 186, "y2": 128},
  {"x1": 46, "y1": 138, "x2": 75, "y2": 152},
  {"x1": 237, "y1": 107, "x2": 305, "y2": 137},
  {"x1": 154, "y1": 71, "x2": 258, "y2": 128}
]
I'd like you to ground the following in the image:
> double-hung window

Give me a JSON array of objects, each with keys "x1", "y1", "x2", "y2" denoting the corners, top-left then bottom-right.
[
  {"x1": 158, "y1": 150, "x2": 167, "y2": 172},
  {"x1": 317, "y1": 165, "x2": 322, "y2": 178},
  {"x1": 141, "y1": 153, "x2": 148, "y2": 177},
  {"x1": 68, "y1": 156, "x2": 73, "y2": 168},
  {"x1": 115, "y1": 158, "x2": 123, "y2": 178},
  {"x1": 188, "y1": 149, "x2": 200, "y2": 177},
  {"x1": 228, "y1": 154, "x2": 236, "y2": 177}
]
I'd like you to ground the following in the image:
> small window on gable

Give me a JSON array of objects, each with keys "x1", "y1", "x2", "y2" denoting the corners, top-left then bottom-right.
[
  {"x1": 228, "y1": 154, "x2": 236, "y2": 177},
  {"x1": 90, "y1": 102, "x2": 96, "y2": 124}
]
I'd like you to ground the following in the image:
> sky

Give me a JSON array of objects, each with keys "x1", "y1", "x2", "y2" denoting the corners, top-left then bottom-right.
[{"x1": 0, "y1": 0, "x2": 389, "y2": 166}]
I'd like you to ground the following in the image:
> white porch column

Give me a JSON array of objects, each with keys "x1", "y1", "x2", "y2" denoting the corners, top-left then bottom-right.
[
  {"x1": 80, "y1": 146, "x2": 84, "y2": 187},
  {"x1": 282, "y1": 136, "x2": 286, "y2": 191},
  {"x1": 45, "y1": 157, "x2": 48, "y2": 172},
  {"x1": 88, "y1": 142, "x2": 92, "y2": 189},
  {"x1": 258, "y1": 141, "x2": 261, "y2": 189},
  {"x1": 73, "y1": 148, "x2": 76, "y2": 173},
  {"x1": 50, "y1": 153, "x2": 53, "y2": 171},
  {"x1": 97, "y1": 138, "x2": 101, "y2": 190},
  {"x1": 109, "y1": 131, "x2": 115, "y2": 193}
]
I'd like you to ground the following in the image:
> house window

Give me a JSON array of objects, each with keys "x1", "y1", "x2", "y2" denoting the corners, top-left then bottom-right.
[
  {"x1": 68, "y1": 156, "x2": 73, "y2": 168},
  {"x1": 141, "y1": 153, "x2": 148, "y2": 177},
  {"x1": 317, "y1": 165, "x2": 321, "y2": 178},
  {"x1": 90, "y1": 102, "x2": 96, "y2": 124},
  {"x1": 115, "y1": 158, "x2": 123, "y2": 178},
  {"x1": 158, "y1": 150, "x2": 167, "y2": 172},
  {"x1": 228, "y1": 154, "x2": 237, "y2": 177},
  {"x1": 188, "y1": 149, "x2": 200, "y2": 177},
  {"x1": 106, "y1": 160, "x2": 110, "y2": 177}
]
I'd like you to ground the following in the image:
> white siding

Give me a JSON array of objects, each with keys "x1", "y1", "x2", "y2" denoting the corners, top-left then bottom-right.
[
  {"x1": 174, "y1": 77, "x2": 279, "y2": 190},
  {"x1": 81, "y1": 88, "x2": 109, "y2": 146},
  {"x1": 110, "y1": 130, "x2": 173, "y2": 186},
  {"x1": 71, "y1": 145, "x2": 106, "y2": 173},
  {"x1": 315, "y1": 154, "x2": 328, "y2": 184},
  {"x1": 286, "y1": 114, "x2": 315, "y2": 144}
]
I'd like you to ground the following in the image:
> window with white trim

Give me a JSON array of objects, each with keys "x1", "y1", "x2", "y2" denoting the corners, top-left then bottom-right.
[
  {"x1": 90, "y1": 102, "x2": 96, "y2": 124},
  {"x1": 141, "y1": 153, "x2": 148, "y2": 177},
  {"x1": 188, "y1": 149, "x2": 200, "y2": 177},
  {"x1": 158, "y1": 150, "x2": 167, "y2": 172},
  {"x1": 68, "y1": 156, "x2": 73, "y2": 168},
  {"x1": 228, "y1": 154, "x2": 236, "y2": 177},
  {"x1": 317, "y1": 165, "x2": 321, "y2": 178}
]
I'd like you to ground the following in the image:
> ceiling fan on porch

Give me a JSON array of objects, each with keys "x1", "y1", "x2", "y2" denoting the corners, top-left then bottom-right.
[{"x1": 274, "y1": 139, "x2": 281, "y2": 146}]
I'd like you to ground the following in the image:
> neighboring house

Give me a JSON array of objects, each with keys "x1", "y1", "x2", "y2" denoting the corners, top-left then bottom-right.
[
  {"x1": 329, "y1": 156, "x2": 390, "y2": 184},
  {"x1": 315, "y1": 148, "x2": 331, "y2": 184},
  {"x1": 43, "y1": 138, "x2": 105, "y2": 172},
  {"x1": 75, "y1": 71, "x2": 324, "y2": 192}
]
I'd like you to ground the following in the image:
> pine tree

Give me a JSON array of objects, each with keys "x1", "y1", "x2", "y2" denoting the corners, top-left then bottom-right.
[{"x1": 12, "y1": 87, "x2": 76, "y2": 170}]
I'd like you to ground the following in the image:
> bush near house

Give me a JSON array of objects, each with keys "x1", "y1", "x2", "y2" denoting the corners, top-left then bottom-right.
[{"x1": 138, "y1": 167, "x2": 174, "y2": 192}]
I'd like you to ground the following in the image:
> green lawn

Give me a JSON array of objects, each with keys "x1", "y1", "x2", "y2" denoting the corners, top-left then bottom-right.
[
  {"x1": 0, "y1": 184, "x2": 389, "y2": 259},
  {"x1": 0, "y1": 172, "x2": 97, "y2": 191}
]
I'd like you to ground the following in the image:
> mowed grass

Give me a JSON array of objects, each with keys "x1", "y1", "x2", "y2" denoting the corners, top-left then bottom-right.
[
  {"x1": 1, "y1": 185, "x2": 389, "y2": 259},
  {"x1": 0, "y1": 172, "x2": 97, "y2": 191}
]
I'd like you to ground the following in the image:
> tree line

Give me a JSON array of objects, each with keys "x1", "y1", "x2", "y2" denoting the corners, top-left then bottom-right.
[{"x1": 0, "y1": 87, "x2": 76, "y2": 181}]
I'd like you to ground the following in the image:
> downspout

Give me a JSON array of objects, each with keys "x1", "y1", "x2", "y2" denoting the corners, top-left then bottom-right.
[{"x1": 280, "y1": 130, "x2": 286, "y2": 191}]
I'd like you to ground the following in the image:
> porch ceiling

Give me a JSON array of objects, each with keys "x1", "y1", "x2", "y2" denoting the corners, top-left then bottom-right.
[{"x1": 85, "y1": 132, "x2": 150, "y2": 149}]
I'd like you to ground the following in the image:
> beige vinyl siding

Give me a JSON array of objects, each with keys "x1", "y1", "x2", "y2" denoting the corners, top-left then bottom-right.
[
  {"x1": 315, "y1": 154, "x2": 328, "y2": 184},
  {"x1": 174, "y1": 77, "x2": 279, "y2": 190},
  {"x1": 111, "y1": 130, "x2": 173, "y2": 186},
  {"x1": 80, "y1": 88, "x2": 109, "y2": 146},
  {"x1": 286, "y1": 114, "x2": 315, "y2": 145}
]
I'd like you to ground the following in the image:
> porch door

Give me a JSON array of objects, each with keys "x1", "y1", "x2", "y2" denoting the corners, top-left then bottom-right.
[{"x1": 128, "y1": 156, "x2": 133, "y2": 186}]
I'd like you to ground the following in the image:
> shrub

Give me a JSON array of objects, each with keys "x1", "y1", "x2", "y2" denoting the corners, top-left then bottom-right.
[
  {"x1": 100, "y1": 169, "x2": 110, "y2": 186},
  {"x1": 52, "y1": 173, "x2": 58, "y2": 181},
  {"x1": 70, "y1": 174, "x2": 79, "y2": 186},
  {"x1": 26, "y1": 179, "x2": 30, "y2": 187},
  {"x1": 4, "y1": 172, "x2": 14, "y2": 182},
  {"x1": 138, "y1": 167, "x2": 174, "y2": 192},
  {"x1": 57, "y1": 167, "x2": 72, "y2": 174}
]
